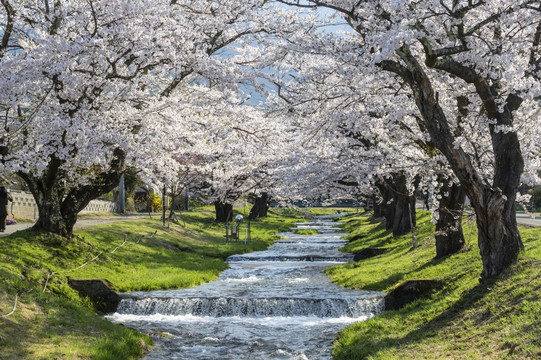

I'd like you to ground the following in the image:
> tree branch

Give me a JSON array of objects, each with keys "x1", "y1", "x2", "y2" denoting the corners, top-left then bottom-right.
[
  {"x1": 0, "y1": 0, "x2": 15, "y2": 60},
  {"x1": 465, "y1": 0, "x2": 538, "y2": 36}
]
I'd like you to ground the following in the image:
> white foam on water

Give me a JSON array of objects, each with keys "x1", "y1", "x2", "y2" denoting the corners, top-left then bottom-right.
[
  {"x1": 287, "y1": 278, "x2": 309, "y2": 283},
  {"x1": 221, "y1": 275, "x2": 260, "y2": 282},
  {"x1": 107, "y1": 313, "x2": 375, "y2": 327}
]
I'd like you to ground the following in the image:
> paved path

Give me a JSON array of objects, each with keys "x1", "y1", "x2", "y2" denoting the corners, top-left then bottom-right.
[
  {"x1": 419, "y1": 201, "x2": 541, "y2": 228},
  {"x1": 0, "y1": 213, "x2": 158, "y2": 237},
  {"x1": 515, "y1": 212, "x2": 541, "y2": 227}
]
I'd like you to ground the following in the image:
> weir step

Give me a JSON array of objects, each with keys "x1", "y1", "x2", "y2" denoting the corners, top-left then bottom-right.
[
  {"x1": 226, "y1": 254, "x2": 353, "y2": 262},
  {"x1": 117, "y1": 296, "x2": 384, "y2": 318}
]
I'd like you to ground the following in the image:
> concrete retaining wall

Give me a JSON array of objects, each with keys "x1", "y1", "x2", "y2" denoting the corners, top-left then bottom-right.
[
  {"x1": 7, "y1": 190, "x2": 117, "y2": 219},
  {"x1": 80, "y1": 199, "x2": 118, "y2": 215}
]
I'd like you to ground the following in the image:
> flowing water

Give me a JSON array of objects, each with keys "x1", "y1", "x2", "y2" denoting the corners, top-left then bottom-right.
[{"x1": 106, "y1": 215, "x2": 384, "y2": 359}]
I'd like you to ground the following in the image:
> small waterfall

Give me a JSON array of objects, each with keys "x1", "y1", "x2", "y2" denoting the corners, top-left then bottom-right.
[
  {"x1": 117, "y1": 296, "x2": 384, "y2": 318},
  {"x1": 226, "y1": 254, "x2": 354, "y2": 262},
  {"x1": 107, "y1": 216, "x2": 384, "y2": 359}
]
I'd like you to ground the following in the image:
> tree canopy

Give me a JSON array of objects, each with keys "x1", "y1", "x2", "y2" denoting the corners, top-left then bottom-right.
[{"x1": 1, "y1": 0, "x2": 540, "y2": 278}]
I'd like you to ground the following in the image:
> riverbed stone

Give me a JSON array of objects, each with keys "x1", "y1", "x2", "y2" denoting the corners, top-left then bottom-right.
[
  {"x1": 68, "y1": 278, "x2": 121, "y2": 314},
  {"x1": 352, "y1": 247, "x2": 386, "y2": 261},
  {"x1": 384, "y1": 279, "x2": 442, "y2": 310}
]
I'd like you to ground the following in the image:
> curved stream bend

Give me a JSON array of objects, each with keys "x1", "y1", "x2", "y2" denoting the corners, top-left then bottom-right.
[{"x1": 107, "y1": 215, "x2": 384, "y2": 359}]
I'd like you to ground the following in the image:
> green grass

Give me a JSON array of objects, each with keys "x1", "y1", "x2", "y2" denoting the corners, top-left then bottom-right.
[
  {"x1": 78, "y1": 212, "x2": 121, "y2": 218},
  {"x1": 0, "y1": 208, "x2": 302, "y2": 359},
  {"x1": 309, "y1": 207, "x2": 362, "y2": 216},
  {"x1": 294, "y1": 228, "x2": 322, "y2": 235},
  {"x1": 328, "y1": 210, "x2": 541, "y2": 359}
]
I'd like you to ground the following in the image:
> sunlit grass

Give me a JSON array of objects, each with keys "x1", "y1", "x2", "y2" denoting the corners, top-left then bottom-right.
[
  {"x1": 329, "y1": 210, "x2": 541, "y2": 359},
  {"x1": 0, "y1": 208, "x2": 302, "y2": 359}
]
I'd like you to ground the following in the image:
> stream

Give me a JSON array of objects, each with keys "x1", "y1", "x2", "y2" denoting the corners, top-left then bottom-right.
[{"x1": 106, "y1": 215, "x2": 385, "y2": 359}]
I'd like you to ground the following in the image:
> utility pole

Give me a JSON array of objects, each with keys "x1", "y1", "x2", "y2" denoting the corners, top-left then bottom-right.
[
  {"x1": 118, "y1": 174, "x2": 125, "y2": 214},
  {"x1": 162, "y1": 184, "x2": 167, "y2": 226}
]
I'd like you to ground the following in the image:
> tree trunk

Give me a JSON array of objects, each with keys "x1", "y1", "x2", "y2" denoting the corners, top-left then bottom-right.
[
  {"x1": 168, "y1": 193, "x2": 178, "y2": 220},
  {"x1": 384, "y1": 192, "x2": 395, "y2": 231},
  {"x1": 33, "y1": 193, "x2": 73, "y2": 237},
  {"x1": 474, "y1": 188, "x2": 523, "y2": 279},
  {"x1": 416, "y1": 68, "x2": 523, "y2": 278},
  {"x1": 18, "y1": 149, "x2": 125, "y2": 237},
  {"x1": 373, "y1": 199, "x2": 385, "y2": 218},
  {"x1": 389, "y1": 173, "x2": 417, "y2": 237},
  {"x1": 382, "y1": 45, "x2": 524, "y2": 278},
  {"x1": 435, "y1": 177, "x2": 466, "y2": 258},
  {"x1": 376, "y1": 174, "x2": 416, "y2": 237},
  {"x1": 24, "y1": 177, "x2": 122, "y2": 237},
  {"x1": 248, "y1": 192, "x2": 270, "y2": 220},
  {"x1": 214, "y1": 201, "x2": 233, "y2": 222},
  {"x1": 374, "y1": 181, "x2": 390, "y2": 219}
]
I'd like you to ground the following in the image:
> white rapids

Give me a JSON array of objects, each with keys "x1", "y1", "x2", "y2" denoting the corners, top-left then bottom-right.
[{"x1": 106, "y1": 214, "x2": 384, "y2": 359}]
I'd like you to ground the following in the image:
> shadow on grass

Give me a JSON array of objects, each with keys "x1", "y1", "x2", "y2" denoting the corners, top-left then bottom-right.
[
  {"x1": 0, "y1": 270, "x2": 147, "y2": 360},
  {"x1": 337, "y1": 270, "x2": 526, "y2": 359},
  {"x1": 361, "y1": 272, "x2": 406, "y2": 291},
  {"x1": 345, "y1": 221, "x2": 394, "y2": 250},
  {"x1": 338, "y1": 281, "x2": 493, "y2": 359}
]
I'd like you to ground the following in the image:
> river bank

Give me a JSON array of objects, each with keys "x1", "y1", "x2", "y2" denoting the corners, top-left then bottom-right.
[
  {"x1": 0, "y1": 208, "x2": 303, "y2": 359},
  {"x1": 327, "y1": 210, "x2": 541, "y2": 359}
]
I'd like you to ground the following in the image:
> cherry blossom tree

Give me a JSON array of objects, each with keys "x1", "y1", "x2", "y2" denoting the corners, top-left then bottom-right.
[
  {"x1": 196, "y1": 108, "x2": 287, "y2": 222},
  {"x1": 272, "y1": 0, "x2": 541, "y2": 278},
  {"x1": 0, "y1": 0, "x2": 274, "y2": 236},
  {"x1": 141, "y1": 94, "x2": 287, "y2": 222},
  {"x1": 266, "y1": 40, "x2": 469, "y2": 250}
]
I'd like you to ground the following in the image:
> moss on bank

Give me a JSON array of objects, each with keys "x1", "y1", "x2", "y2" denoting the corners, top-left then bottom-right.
[
  {"x1": 328, "y1": 211, "x2": 541, "y2": 359},
  {"x1": 0, "y1": 208, "x2": 302, "y2": 359}
]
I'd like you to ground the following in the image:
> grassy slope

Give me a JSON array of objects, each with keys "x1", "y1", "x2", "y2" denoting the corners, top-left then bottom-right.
[
  {"x1": 328, "y1": 211, "x2": 541, "y2": 360},
  {"x1": 0, "y1": 208, "x2": 301, "y2": 359}
]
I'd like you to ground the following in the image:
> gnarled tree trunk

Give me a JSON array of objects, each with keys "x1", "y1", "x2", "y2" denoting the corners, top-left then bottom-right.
[
  {"x1": 376, "y1": 174, "x2": 416, "y2": 237},
  {"x1": 18, "y1": 149, "x2": 125, "y2": 237},
  {"x1": 435, "y1": 177, "x2": 466, "y2": 258},
  {"x1": 214, "y1": 201, "x2": 233, "y2": 222},
  {"x1": 248, "y1": 192, "x2": 270, "y2": 220},
  {"x1": 473, "y1": 188, "x2": 523, "y2": 278},
  {"x1": 389, "y1": 173, "x2": 417, "y2": 237}
]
